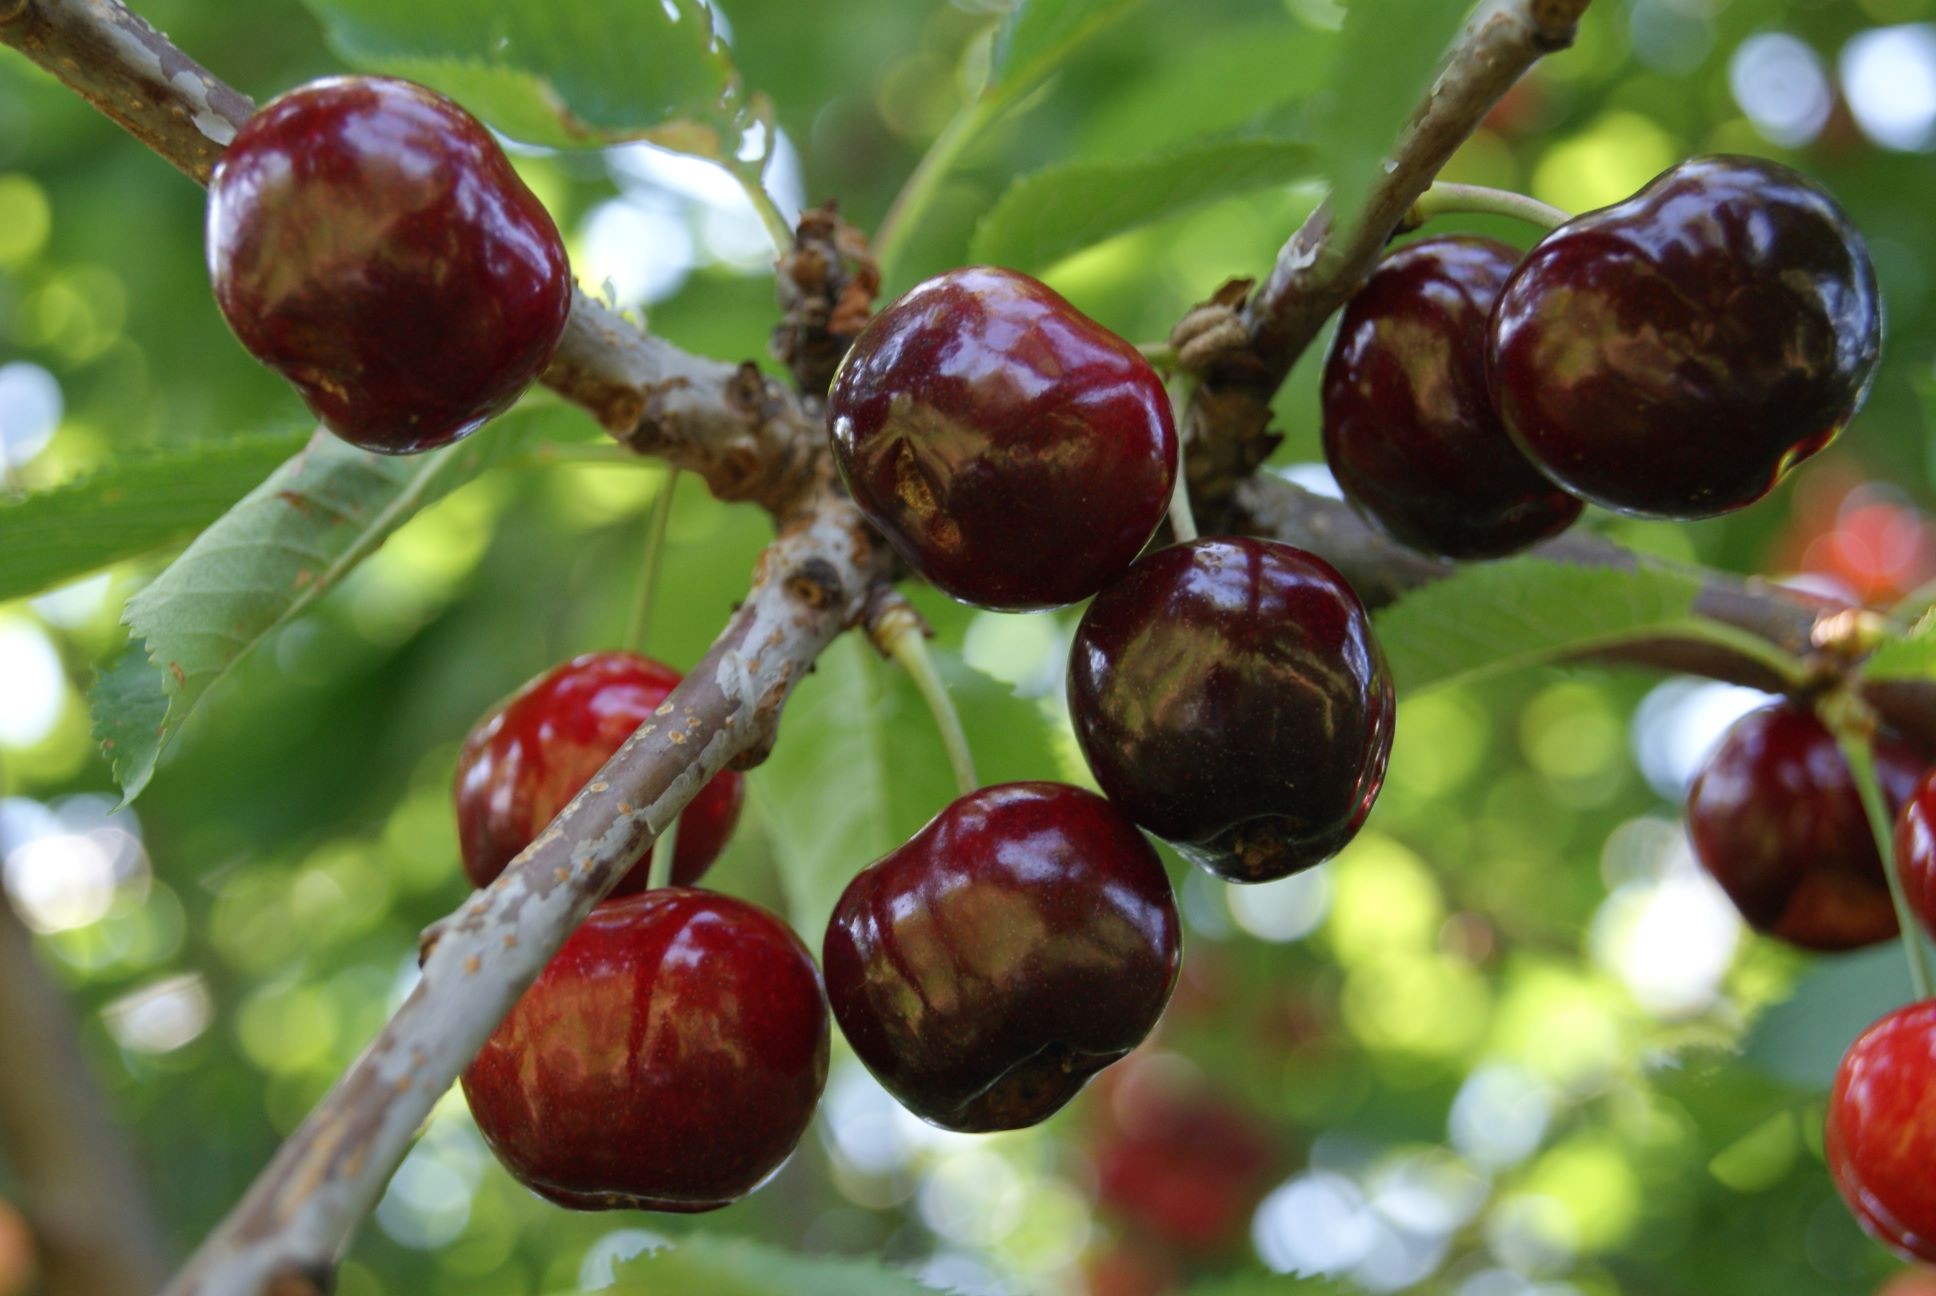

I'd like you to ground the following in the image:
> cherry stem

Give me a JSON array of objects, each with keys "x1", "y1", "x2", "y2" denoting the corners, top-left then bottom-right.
[
  {"x1": 1405, "y1": 182, "x2": 1571, "y2": 233},
  {"x1": 643, "y1": 815, "x2": 682, "y2": 892},
  {"x1": 875, "y1": 96, "x2": 999, "y2": 287},
  {"x1": 727, "y1": 159, "x2": 797, "y2": 258},
  {"x1": 624, "y1": 469, "x2": 680, "y2": 654},
  {"x1": 1167, "y1": 379, "x2": 1200, "y2": 544},
  {"x1": 1137, "y1": 341, "x2": 1178, "y2": 374},
  {"x1": 1829, "y1": 697, "x2": 1934, "y2": 1000},
  {"x1": 876, "y1": 606, "x2": 978, "y2": 798}
]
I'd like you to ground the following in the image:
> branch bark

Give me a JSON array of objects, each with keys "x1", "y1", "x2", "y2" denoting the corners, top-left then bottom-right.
[
  {"x1": 0, "y1": 889, "x2": 171, "y2": 1296},
  {"x1": 164, "y1": 495, "x2": 888, "y2": 1296},
  {"x1": 1183, "y1": 0, "x2": 1594, "y2": 520}
]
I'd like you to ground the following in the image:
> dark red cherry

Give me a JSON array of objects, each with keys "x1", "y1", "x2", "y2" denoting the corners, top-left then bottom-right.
[
  {"x1": 1829, "y1": 999, "x2": 1936, "y2": 1263},
  {"x1": 1321, "y1": 235, "x2": 1582, "y2": 558},
  {"x1": 1489, "y1": 155, "x2": 1880, "y2": 518},
  {"x1": 1068, "y1": 537, "x2": 1395, "y2": 883},
  {"x1": 462, "y1": 889, "x2": 829, "y2": 1212},
  {"x1": 1686, "y1": 701, "x2": 1924, "y2": 951},
  {"x1": 1892, "y1": 769, "x2": 1936, "y2": 940},
  {"x1": 823, "y1": 782, "x2": 1180, "y2": 1132},
  {"x1": 827, "y1": 266, "x2": 1177, "y2": 611},
  {"x1": 207, "y1": 76, "x2": 572, "y2": 454},
  {"x1": 454, "y1": 652, "x2": 744, "y2": 893}
]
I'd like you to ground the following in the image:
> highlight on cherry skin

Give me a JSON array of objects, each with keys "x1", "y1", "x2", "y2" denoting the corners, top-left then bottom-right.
[
  {"x1": 822, "y1": 781, "x2": 1182, "y2": 1133},
  {"x1": 461, "y1": 888, "x2": 830, "y2": 1213},
  {"x1": 1067, "y1": 536, "x2": 1395, "y2": 884},
  {"x1": 1488, "y1": 154, "x2": 1882, "y2": 519},
  {"x1": 1321, "y1": 233, "x2": 1582, "y2": 559},
  {"x1": 1828, "y1": 999, "x2": 1936, "y2": 1265},
  {"x1": 453, "y1": 651, "x2": 745, "y2": 894},
  {"x1": 826, "y1": 265, "x2": 1177, "y2": 612},
  {"x1": 1685, "y1": 700, "x2": 1924, "y2": 952},
  {"x1": 206, "y1": 75, "x2": 573, "y2": 454}
]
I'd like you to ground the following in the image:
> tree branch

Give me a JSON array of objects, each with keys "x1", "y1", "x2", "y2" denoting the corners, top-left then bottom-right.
[
  {"x1": 1182, "y1": 0, "x2": 1593, "y2": 519},
  {"x1": 164, "y1": 493, "x2": 888, "y2": 1296},
  {"x1": 0, "y1": 889, "x2": 171, "y2": 1296}
]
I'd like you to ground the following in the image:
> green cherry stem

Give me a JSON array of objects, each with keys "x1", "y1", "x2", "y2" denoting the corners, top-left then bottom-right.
[
  {"x1": 1828, "y1": 695, "x2": 1934, "y2": 999},
  {"x1": 643, "y1": 815, "x2": 682, "y2": 892},
  {"x1": 874, "y1": 601, "x2": 978, "y2": 798},
  {"x1": 624, "y1": 469, "x2": 680, "y2": 654},
  {"x1": 1406, "y1": 182, "x2": 1571, "y2": 233},
  {"x1": 1167, "y1": 378, "x2": 1199, "y2": 544}
]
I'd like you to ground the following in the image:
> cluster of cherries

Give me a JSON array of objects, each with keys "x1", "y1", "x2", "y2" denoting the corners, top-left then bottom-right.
[{"x1": 200, "y1": 70, "x2": 1933, "y2": 1265}]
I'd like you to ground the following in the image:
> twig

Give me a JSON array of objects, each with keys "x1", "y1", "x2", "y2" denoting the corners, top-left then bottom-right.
[
  {"x1": 1182, "y1": 0, "x2": 1595, "y2": 521},
  {"x1": 163, "y1": 494, "x2": 888, "y2": 1296},
  {"x1": 0, "y1": 889, "x2": 171, "y2": 1296}
]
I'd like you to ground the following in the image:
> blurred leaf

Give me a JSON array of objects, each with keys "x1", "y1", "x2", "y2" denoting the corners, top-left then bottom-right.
[
  {"x1": 988, "y1": 0, "x2": 1145, "y2": 102},
  {"x1": 89, "y1": 420, "x2": 534, "y2": 802},
  {"x1": 1071, "y1": 20, "x2": 1336, "y2": 159},
  {"x1": 603, "y1": 1234, "x2": 946, "y2": 1295},
  {"x1": 1314, "y1": 0, "x2": 1471, "y2": 226},
  {"x1": 1741, "y1": 944, "x2": 1916, "y2": 1092},
  {"x1": 301, "y1": 0, "x2": 751, "y2": 156},
  {"x1": 1373, "y1": 558, "x2": 1704, "y2": 694},
  {"x1": 971, "y1": 137, "x2": 1313, "y2": 270},
  {"x1": 1185, "y1": 1275, "x2": 1355, "y2": 1296},
  {"x1": 0, "y1": 429, "x2": 312, "y2": 603},
  {"x1": 1861, "y1": 611, "x2": 1936, "y2": 682},
  {"x1": 750, "y1": 634, "x2": 1058, "y2": 938}
]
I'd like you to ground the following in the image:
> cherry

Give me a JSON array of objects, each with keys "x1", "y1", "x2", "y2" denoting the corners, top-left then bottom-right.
[
  {"x1": 454, "y1": 652, "x2": 744, "y2": 893},
  {"x1": 207, "y1": 76, "x2": 572, "y2": 454},
  {"x1": 1068, "y1": 537, "x2": 1394, "y2": 882},
  {"x1": 462, "y1": 889, "x2": 828, "y2": 1212},
  {"x1": 1829, "y1": 999, "x2": 1936, "y2": 1264},
  {"x1": 822, "y1": 782, "x2": 1180, "y2": 1132},
  {"x1": 826, "y1": 266, "x2": 1177, "y2": 611},
  {"x1": 1489, "y1": 155, "x2": 1881, "y2": 518},
  {"x1": 1321, "y1": 235, "x2": 1582, "y2": 559},
  {"x1": 1891, "y1": 769, "x2": 1936, "y2": 940},
  {"x1": 1686, "y1": 701, "x2": 1924, "y2": 951}
]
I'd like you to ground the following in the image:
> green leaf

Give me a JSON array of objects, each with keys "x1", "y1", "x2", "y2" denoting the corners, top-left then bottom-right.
[
  {"x1": 1372, "y1": 557, "x2": 1705, "y2": 695},
  {"x1": 971, "y1": 138, "x2": 1314, "y2": 271},
  {"x1": 0, "y1": 430, "x2": 313, "y2": 604},
  {"x1": 602, "y1": 1234, "x2": 947, "y2": 1296},
  {"x1": 1860, "y1": 612, "x2": 1936, "y2": 682},
  {"x1": 300, "y1": 0, "x2": 751, "y2": 156},
  {"x1": 988, "y1": 0, "x2": 1145, "y2": 102},
  {"x1": 88, "y1": 420, "x2": 534, "y2": 802},
  {"x1": 749, "y1": 634, "x2": 1058, "y2": 939},
  {"x1": 1314, "y1": 0, "x2": 1472, "y2": 227},
  {"x1": 1741, "y1": 945, "x2": 1915, "y2": 1092}
]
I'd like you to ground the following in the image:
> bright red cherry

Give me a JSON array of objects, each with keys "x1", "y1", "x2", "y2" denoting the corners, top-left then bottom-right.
[
  {"x1": 823, "y1": 782, "x2": 1180, "y2": 1132},
  {"x1": 1829, "y1": 1000, "x2": 1936, "y2": 1264},
  {"x1": 1321, "y1": 235, "x2": 1581, "y2": 558},
  {"x1": 1892, "y1": 769, "x2": 1936, "y2": 940},
  {"x1": 1068, "y1": 537, "x2": 1395, "y2": 882},
  {"x1": 207, "y1": 76, "x2": 572, "y2": 454},
  {"x1": 1686, "y1": 701, "x2": 1924, "y2": 951},
  {"x1": 462, "y1": 889, "x2": 829, "y2": 1211},
  {"x1": 1489, "y1": 155, "x2": 1881, "y2": 518},
  {"x1": 454, "y1": 652, "x2": 744, "y2": 893},
  {"x1": 827, "y1": 266, "x2": 1177, "y2": 611}
]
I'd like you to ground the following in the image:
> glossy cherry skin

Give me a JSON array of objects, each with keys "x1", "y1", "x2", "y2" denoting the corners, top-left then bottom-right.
[
  {"x1": 823, "y1": 782, "x2": 1181, "y2": 1132},
  {"x1": 1829, "y1": 1000, "x2": 1936, "y2": 1263},
  {"x1": 1322, "y1": 236, "x2": 1582, "y2": 559},
  {"x1": 1068, "y1": 537, "x2": 1395, "y2": 882},
  {"x1": 208, "y1": 76, "x2": 572, "y2": 454},
  {"x1": 1686, "y1": 702, "x2": 1924, "y2": 951},
  {"x1": 1892, "y1": 768, "x2": 1936, "y2": 940},
  {"x1": 1489, "y1": 155, "x2": 1881, "y2": 518},
  {"x1": 454, "y1": 652, "x2": 744, "y2": 893},
  {"x1": 827, "y1": 266, "x2": 1177, "y2": 611},
  {"x1": 462, "y1": 889, "x2": 828, "y2": 1211}
]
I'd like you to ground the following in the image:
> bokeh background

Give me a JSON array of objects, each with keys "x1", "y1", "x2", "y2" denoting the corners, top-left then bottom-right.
[{"x1": 4, "y1": 0, "x2": 1936, "y2": 1293}]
